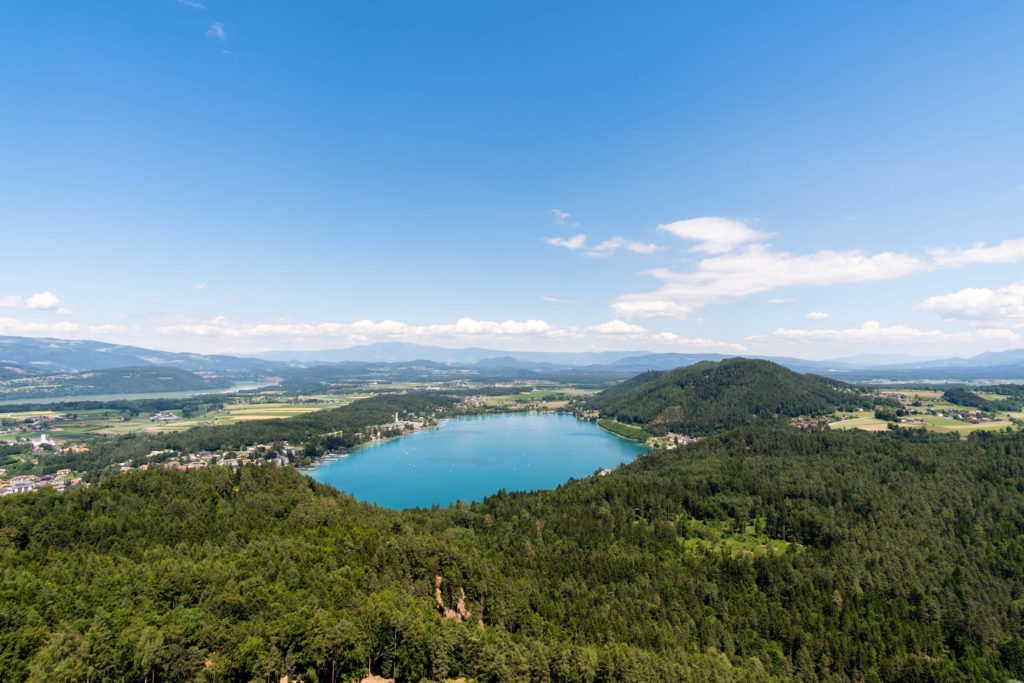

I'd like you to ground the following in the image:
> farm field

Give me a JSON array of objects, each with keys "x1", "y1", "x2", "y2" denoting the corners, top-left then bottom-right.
[
  {"x1": 830, "y1": 414, "x2": 891, "y2": 431},
  {"x1": 129, "y1": 402, "x2": 327, "y2": 434},
  {"x1": 0, "y1": 401, "x2": 329, "y2": 441},
  {"x1": 831, "y1": 393, "x2": 1020, "y2": 437}
]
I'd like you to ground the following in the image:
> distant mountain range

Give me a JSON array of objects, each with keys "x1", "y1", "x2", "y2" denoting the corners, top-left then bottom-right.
[
  {"x1": 251, "y1": 342, "x2": 641, "y2": 366},
  {"x1": 5, "y1": 335, "x2": 1024, "y2": 384},
  {"x1": 0, "y1": 336, "x2": 277, "y2": 375}
]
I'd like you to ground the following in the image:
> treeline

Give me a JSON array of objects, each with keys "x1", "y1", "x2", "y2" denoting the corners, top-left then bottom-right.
[
  {"x1": 943, "y1": 387, "x2": 1023, "y2": 412},
  {"x1": 2, "y1": 426, "x2": 1023, "y2": 680}
]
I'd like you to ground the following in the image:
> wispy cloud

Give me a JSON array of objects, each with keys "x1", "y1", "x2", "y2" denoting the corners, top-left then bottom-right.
[
  {"x1": 193, "y1": 282, "x2": 207, "y2": 290},
  {"x1": 614, "y1": 243, "x2": 924, "y2": 320},
  {"x1": 544, "y1": 234, "x2": 586, "y2": 250},
  {"x1": 650, "y1": 331, "x2": 746, "y2": 352},
  {"x1": 806, "y1": 311, "x2": 828, "y2": 320},
  {"x1": 749, "y1": 320, "x2": 1018, "y2": 346},
  {"x1": 206, "y1": 22, "x2": 226, "y2": 40},
  {"x1": 178, "y1": 0, "x2": 206, "y2": 8},
  {"x1": 0, "y1": 295, "x2": 21, "y2": 309},
  {"x1": 613, "y1": 218, "x2": 1024, "y2": 321},
  {"x1": 550, "y1": 209, "x2": 571, "y2": 224},
  {"x1": 541, "y1": 295, "x2": 576, "y2": 303},
  {"x1": 586, "y1": 236, "x2": 663, "y2": 258}
]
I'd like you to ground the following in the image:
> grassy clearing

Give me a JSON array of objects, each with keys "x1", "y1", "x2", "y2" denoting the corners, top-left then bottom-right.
[
  {"x1": 482, "y1": 388, "x2": 594, "y2": 407},
  {"x1": 830, "y1": 416, "x2": 889, "y2": 431},
  {"x1": 678, "y1": 518, "x2": 794, "y2": 557},
  {"x1": 597, "y1": 418, "x2": 651, "y2": 442}
]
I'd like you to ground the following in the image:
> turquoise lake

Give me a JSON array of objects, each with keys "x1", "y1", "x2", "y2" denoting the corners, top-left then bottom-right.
[{"x1": 308, "y1": 412, "x2": 648, "y2": 509}]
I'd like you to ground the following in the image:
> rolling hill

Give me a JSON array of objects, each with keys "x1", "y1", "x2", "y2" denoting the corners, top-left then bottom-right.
[
  {"x1": 0, "y1": 365, "x2": 233, "y2": 400},
  {"x1": 587, "y1": 358, "x2": 866, "y2": 435}
]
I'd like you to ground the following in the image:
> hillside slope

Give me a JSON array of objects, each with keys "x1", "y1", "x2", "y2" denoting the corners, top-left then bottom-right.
[{"x1": 587, "y1": 357, "x2": 864, "y2": 435}]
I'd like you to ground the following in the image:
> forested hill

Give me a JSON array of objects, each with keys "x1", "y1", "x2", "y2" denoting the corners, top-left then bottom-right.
[
  {"x1": 2, "y1": 427, "x2": 1023, "y2": 680},
  {"x1": 0, "y1": 365, "x2": 232, "y2": 400},
  {"x1": 586, "y1": 357, "x2": 865, "y2": 435}
]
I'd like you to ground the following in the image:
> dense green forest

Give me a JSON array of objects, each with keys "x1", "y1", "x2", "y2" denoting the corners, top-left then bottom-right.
[
  {"x1": 0, "y1": 366, "x2": 231, "y2": 400},
  {"x1": 585, "y1": 358, "x2": 870, "y2": 435},
  {"x1": 2, "y1": 426, "x2": 1023, "y2": 681}
]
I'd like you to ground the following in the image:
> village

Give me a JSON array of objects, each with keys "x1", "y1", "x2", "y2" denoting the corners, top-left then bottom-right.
[{"x1": 0, "y1": 411, "x2": 435, "y2": 497}]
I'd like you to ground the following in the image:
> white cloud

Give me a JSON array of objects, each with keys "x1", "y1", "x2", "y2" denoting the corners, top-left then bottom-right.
[
  {"x1": 178, "y1": 0, "x2": 205, "y2": 8},
  {"x1": 541, "y1": 295, "x2": 576, "y2": 303},
  {"x1": 768, "y1": 298, "x2": 795, "y2": 305},
  {"x1": 613, "y1": 244, "x2": 925, "y2": 320},
  {"x1": 206, "y1": 22, "x2": 226, "y2": 40},
  {"x1": 154, "y1": 315, "x2": 742, "y2": 353},
  {"x1": 56, "y1": 308, "x2": 74, "y2": 315},
  {"x1": 158, "y1": 316, "x2": 571, "y2": 342},
  {"x1": 806, "y1": 311, "x2": 828, "y2": 320},
  {"x1": 0, "y1": 295, "x2": 21, "y2": 309},
  {"x1": 919, "y1": 281, "x2": 1024, "y2": 321},
  {"x1": 650, "y1": 332, "x2": 747, "y2": 352},
  {"x1": 585, "y1": 320, "x2": 647, "y2": 336},
  {"x1": 0, "y1": 317, "x2": 80, "y2": 335},
  {"x1": 25, "y1": 291, "x2": 61, "y2": 310},
  {"x1": 550, "y1": 209, "x2": 571, "y2": 224},
  {"x1": 749, "y1": 320, "x2": 1019, "y2": 345},
  {"x1": 658, "y1": 217, "x2": 773, "y2": 254},
  {"x1": 193, "y1": 282, "x2": 207, "y2": 290},
  {"x1": 88, "y1": 324, "x2": 128, "y2": 335},
  {"x1": 928, "y1": 238, "x2": 1024, "y2": 268},
  {"x1": 545, "y1": 234, "x2": 586, "y2": 250},
  {"x1": 586, "y1": 236, "x2": 664, "y2": 258}
]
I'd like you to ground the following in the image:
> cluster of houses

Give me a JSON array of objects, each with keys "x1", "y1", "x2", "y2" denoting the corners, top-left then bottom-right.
[
  {"x1": 648, "y1": 432, "x2": 702, "y2": 449},
  {"x1": 789, "y1": 416, "x2": 838, "y2": 430},
  {"x1": 0, "y1": 413, "x2": 72, "y2": 437},
  {"x1": 117, "y1": 442, "x2": 302, "y2": 475},
  {"x1": 150, "y1": 412, "x2": 181, "y2": 424},
  {"x1": 930, "y1": 409, "x2": 993, "y2": 424},
  {"x1": 0, "y1": 468, "x2": 82, "y2": 496}
]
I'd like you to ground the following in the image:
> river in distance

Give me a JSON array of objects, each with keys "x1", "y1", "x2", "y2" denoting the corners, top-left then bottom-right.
[{"x1": 308, "y1": 412, "x2": 648, "y2": 509}]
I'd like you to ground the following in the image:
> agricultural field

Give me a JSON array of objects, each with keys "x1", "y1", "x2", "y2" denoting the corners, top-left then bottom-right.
[
  {"x1": 0, "y1": 400, "x2": 331, "y2": 441},
  {"x1": 830, "y1": 390, "x2": 1020, "y2": 437},
  {"x1": 482, "y1": 387, "x2": 598, "y2": 408}
]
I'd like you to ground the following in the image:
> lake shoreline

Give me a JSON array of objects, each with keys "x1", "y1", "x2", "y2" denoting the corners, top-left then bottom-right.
[{"x1": 306, "y1": 412, "x2": 648, "y2": 509}]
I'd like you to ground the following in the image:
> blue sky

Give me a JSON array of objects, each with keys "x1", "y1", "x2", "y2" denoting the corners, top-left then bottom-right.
[{"x1": 1, "y1": 1, "x2": 1023, "y2": 359}]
